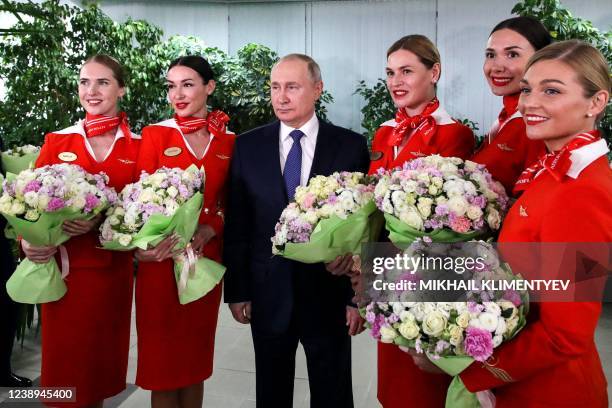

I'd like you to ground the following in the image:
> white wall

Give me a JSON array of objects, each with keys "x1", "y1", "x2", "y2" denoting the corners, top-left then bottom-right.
[{"x1": 83, "y1": 0, "x2": 612, "y2": 133}]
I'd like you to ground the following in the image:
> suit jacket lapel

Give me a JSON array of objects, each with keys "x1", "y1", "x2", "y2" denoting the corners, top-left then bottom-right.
[
  {"x1": 259, "y1": 121, "x2": 288, "y2": 205},
  {"x1": 309, "y1": 120, "x2": 338, "y2": 179}
]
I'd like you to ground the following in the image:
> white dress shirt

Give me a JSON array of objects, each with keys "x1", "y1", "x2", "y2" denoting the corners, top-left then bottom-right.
[{"x1": 279, "y1": 113, "x2": 319, "y2": 187}]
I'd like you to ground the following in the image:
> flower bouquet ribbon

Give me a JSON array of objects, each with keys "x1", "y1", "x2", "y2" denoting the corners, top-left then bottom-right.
[
  {"x1": 272, "y1": 172, "x2": 383, "y2": 263},
  {"x1": 0, "y1": 164, "x2": 116, "y2": 303},
  {"x1": 100, "y1": 165, "x2": 225, "y2": 304},
  {"x1": 1, "y1": 145, "x2": 40, "y2": 174},
  {"x1": 374, "y1": 155, "x2": 509, "y2": 248}
]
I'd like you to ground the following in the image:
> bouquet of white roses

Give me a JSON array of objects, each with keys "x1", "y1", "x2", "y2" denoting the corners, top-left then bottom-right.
[
  {"x1": 271, "y1": 171, "x2": 382, "y2": 263},
  {"x1": 1, "y1": 144, "x2": 41, "y2": 174},
  {"x1": 100, "y1": 165, "x2": 225, "y2": 304},
  {"x1": 374, "y1": 155, "x2": 509, "y2": 247},
  {"x1": 0, "y1": 163, "x2": 116, "y2": 303},
  {"x1": 363, "y1": 241, "x2": 527, "y2": 407}
]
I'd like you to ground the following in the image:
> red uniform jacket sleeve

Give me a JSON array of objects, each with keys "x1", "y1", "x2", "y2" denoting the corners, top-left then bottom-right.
[{"x1": 460, "y1": 183, "x2": 610, "y2": 392}]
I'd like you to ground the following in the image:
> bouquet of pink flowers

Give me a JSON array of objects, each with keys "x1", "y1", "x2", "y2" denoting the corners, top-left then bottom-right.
[
  {"x1": 374, "y1": 155, "x2": 508, "y2": 246},
  {"x1": 100, "y1": 165, "x2": 225, "y2": 304},
  {"x1": 271, "y1": 171, "x2": 382, "y2": 263},
  {"x1": 0, "y1": 163, "x2": 116, "y2": 303},
  {"x1": 363, "y1": 241, "x2": 527, "y2": 407}
]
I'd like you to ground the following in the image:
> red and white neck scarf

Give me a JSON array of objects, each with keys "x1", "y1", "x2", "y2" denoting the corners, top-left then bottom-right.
[
  {"x1": 513, "y1": 130, "x2": 601, "y2": 194},
  {"x1": 174, "y1": 110, "x2": 230, "y2": 138},
  {"x1": 388, "y1": 98, "x2": 440, "y2": 147},
  {"x1": 84, "y1": 112, "x2": 132, "y2": 141},
  {"x1": 488, "y1": 93, "x2": 520, "y2": 142}
]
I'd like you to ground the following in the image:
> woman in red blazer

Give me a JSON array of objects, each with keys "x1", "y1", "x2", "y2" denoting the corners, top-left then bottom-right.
[
  {"x1": 22, "y1": 55, "x2": 140, "y2": 407},
  {"x1": 134, "y1": 56, "x2": 235, "y2": 408},
  {"x1": 370, "y1": 34, "x2": 475, "y2": 408},
  {"x1": 471, "y1": 17, "x2": 551, "y2": 195},
  {"x1": 369, "y1": 35, "x2": 474, "y2": 176},
  {"x1": 412, "y1": 40, "x2": 611, "y2": 408}
]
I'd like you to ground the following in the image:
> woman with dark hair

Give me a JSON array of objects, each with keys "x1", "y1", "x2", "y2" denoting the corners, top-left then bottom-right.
[
  {"x1": 21, "y1": 54, "x2": 140, "y2": 407},
  {"x1": 471, "y1": 16, "x2": 552, "y2": 195},
  {"x1": 134, "y1": 55, "x2": 234, "y2": 407},
  {"x1": 369, "y1": 34, "x2": 475, "y2": 408}
]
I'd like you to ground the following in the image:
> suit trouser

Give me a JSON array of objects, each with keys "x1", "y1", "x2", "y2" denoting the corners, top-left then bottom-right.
[
  {"x1": 1, "y1": 245, "x2": 17, "y2": 382},
  {"x1": 251, "y1": 324, "x2": 353, "y2": 408}
]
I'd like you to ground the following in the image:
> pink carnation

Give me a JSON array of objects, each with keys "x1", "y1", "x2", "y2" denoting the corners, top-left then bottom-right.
[
  {"x1": 464, "y1": 326, "x2": 494, "y2": 362},
  {"x1": 450, "y1": 215, "x2": 471, "y2": 233}
]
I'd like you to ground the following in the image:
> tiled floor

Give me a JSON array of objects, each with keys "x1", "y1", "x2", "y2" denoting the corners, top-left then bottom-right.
[{"x1": 2, "y1": 302, "x2": 611, "y2": 408}]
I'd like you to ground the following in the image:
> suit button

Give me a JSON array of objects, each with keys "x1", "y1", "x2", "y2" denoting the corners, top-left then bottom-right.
[{"x1": 204, "y1": 208, "x2": 210, "y2": 214}]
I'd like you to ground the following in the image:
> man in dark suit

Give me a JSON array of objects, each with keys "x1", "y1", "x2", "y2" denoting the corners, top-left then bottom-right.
[
  {"x1": 223, "y1": 54, "x2": 369, "y2": 408},
  {"x1": 0, "y1": 139, "x2": 32, "y2": 387}
]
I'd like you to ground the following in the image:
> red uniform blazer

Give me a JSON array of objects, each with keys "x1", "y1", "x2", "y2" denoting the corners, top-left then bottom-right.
[
  {"x1": 36, "y1": 121, "x2": 140, "y2": 269},
  {"x1": 369, "y1": 105, "x2": 474, "y2": 174},
  {"x1": 136, "y1": 119, "x2": 236, "y2": 261},
  {"x1": 460, "y1": 140, "x2": 612, "y2": 407},
  {"x1": 471, "y1": 95, "x2": 545, "y2": 195}
]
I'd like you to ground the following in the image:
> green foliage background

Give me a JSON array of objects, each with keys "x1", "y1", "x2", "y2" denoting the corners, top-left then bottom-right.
[{"x1": 0, "y1": 0, "x2": 333, "y2": 147}]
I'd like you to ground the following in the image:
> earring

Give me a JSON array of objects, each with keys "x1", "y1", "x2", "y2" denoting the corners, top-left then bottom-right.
[{"x1": 586, "y1": 113, "x2": 593, "y2": 118}]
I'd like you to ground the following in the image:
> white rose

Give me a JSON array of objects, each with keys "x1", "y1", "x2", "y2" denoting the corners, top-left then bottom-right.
[
  {"x1": 456, "y1": 311, "x2": 470, "y2": 328},
  {"x1": 486, "y1": 207, "x2": 501, "y2": 230},
  {"x1": 464, "y1": 182, "x2": 477, "y2": 196},
  {"x1": 10, "y1": 202, "x2": 25, "y2": 215},
  {"x1": 118, "y1": 234, "x2": 132, "y2": 246},
  {"x1": 447, "y1": 196, "x2": 468, "y2": 216},
  {"x1": 422, "y1": 311, "x2": 447, "y2": 337},
  {"x1": 464, "y1": 160, "x2": 478, "y2": 172},
  {"x1": 71, "y1": 196, "x2": 86, "y2": 210},
  {"x1": 24, "y1": 209, "x2": 40, "y2": 221},
  {"x1": 37, "y1": 194, "x2": 50, "y2": 211},
  {"x1": 399, "y1": 310, "x2": 416, "y2": 323},
  {"x1": 478, "y1": 312, "x2": 499, "y2": 332},
  {"x1": 114, "y1": 206, "x2": 125, "y2": 216},
  {"x1": 466, "y1": 205, "x2": 483, "y2": 221},
  {"x1": 380, "y1": 326, "x2": 399, "y2": 343},
  {"x1": 138, "y1": 188, "x2": 156, "y2": 203},
  {"x1": 431, "y1": 176, "x2": 443, "y2": 188},
  {"x1": 448, "y1": 324, "x2": 464, "y2": 346},
  {"x1": 382, "y1": 196, "x2": 394, "y2": 214},
  {"x1": 166, "y1": 185, "x2": 179, "y2": 198},
  {"x1": 417, "y1": 197, "x2": 433, "y2": 219},
  {"x1": 484, "y1": 302, "x2": 502, "y2": 316},
  {"x1": 410, "y1": 303, "x2": 426, "y2": 322},
  {"x1": 23, "y1": 191, "x2": 39, "y2": 208},
  {"x1": 495, "y1": 318, "x2": 507, "y2": 336},
  {"x1": 391, "y1": 302, "x2": 405, "y2": 316},
  {"x1": 401, "y1": 180, "x2": 418, "y2": 193},
  {"x1": 505, "y1": 315, "x2": 519, "y2": 335},
  {"x1": 399, "y1": 208, "x2": 424, "y2": 230},
  {"x1": 398, "y1": 321, "x2": 420, "y2": 340},
  {"x1": 428, "y1": 185, "x2": 439, "y2": 195}
]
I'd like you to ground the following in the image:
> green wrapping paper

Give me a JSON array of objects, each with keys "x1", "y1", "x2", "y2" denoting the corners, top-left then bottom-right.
[
  {"x1": 1, "y1": 152, "x2": 39, "y2": 174},
  {"x1": 4, "y1": 207, "x2": 99, "y2": 304},
  {"x1": 277, "y1": 201, "x2": 383, "y2": 263},
  {"x1": 383, "y1": 213, "x2": 483, "y2": 247},
  {"x1": 102, "y1": 192, "x2": 226, "y2": 305}
]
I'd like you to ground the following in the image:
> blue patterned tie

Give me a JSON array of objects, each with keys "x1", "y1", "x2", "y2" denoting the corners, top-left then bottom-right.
[{"x1": 284, "y1": 129, "x2": 304, "y2": 201}]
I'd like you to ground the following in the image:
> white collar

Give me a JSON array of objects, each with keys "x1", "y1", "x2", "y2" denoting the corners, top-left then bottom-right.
[
  {"x1": 153, "y1": 118, "x2": 214, "y2": 160},
  {"x1": 53, "y1": 119, "x2": 140, "y2": 162},
  {"x1": 280, "y1": 113, "x2": 319, "y2": 141},
  {"x1": 567, "y1": 139, "x2": 609, "y2": 179},
  {"x1": 380, "y1": 104, "x2": 455, "y2": 128}
]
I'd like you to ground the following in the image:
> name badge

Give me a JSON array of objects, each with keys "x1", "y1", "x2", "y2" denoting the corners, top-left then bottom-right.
[
  {"x1": 164, "y1": 147, "x2": 182, "y2": 157},
  {"x1": 58, "y1": 152, "x2": 77, "y2": 162}
]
